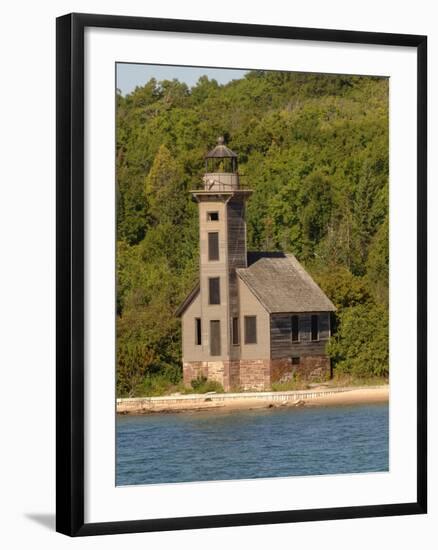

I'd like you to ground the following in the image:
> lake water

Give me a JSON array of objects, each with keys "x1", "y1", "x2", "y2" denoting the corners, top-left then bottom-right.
[{"x1": 116, "y1": 403, "x2": 389, "y2": 486}]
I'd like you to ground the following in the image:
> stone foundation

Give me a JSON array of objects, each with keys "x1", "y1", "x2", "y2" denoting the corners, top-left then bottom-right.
[
  {"x1": 299, "y1": 355, "x2": 331, "y2": 380},
  {"x1": 270, "y1": 357, "x2": 294, "y2": 383},
  {"x1": 183, "y1": 361, "x2": 209, "y2": 386},
  {"x1": 183, "y1": 355, "x2": 330, "y2": 392},
  {"x1": 270, "y1": 356, "x2": 331, "y2": 384},
  {"x1": 239, "y1": 359, "x2": 271, "y2": 391},
  {"x1": 228, "y1": 361, "x2": 241, "y2": 391}
]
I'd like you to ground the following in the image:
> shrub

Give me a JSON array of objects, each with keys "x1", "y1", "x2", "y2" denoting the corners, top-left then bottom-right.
[
  {"x1": 133, "y1": 362, "x2": 183, "y2": 397},
  {"x1": 116, "y1": 341, "x2": 155, "y2": 397},
  {"x1": 271, "y1": 375, "x2": 308, "y2": 392},
  {"x1": 327, "y1": 303, "x2": 389, "y2": 379},
  {"x1": 190, "y1": 375, "x2": 208, "y2": 390},
  {"x1": 189, "y1": 376, "x2": 224, "y2": 394}
]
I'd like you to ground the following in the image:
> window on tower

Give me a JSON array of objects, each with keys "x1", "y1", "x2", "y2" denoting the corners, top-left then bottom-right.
[
  {"x1": 208, "y1": 232, "x2": 219, "y2": 261},
  {"x1": 207, "y1": 211, "x2": 219, "y2": 221},
  {"x1": 208, "y1": 277, "x2": 221, "y2": 305}
]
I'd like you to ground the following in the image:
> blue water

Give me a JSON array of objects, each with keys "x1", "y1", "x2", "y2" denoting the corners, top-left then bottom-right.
[{"x1": 116, "y1": 403, "x2": 388, "y2": 486}]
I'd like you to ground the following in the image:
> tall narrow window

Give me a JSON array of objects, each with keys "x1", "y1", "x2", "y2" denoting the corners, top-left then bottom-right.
[
  {"x1": 311, "y1": 314, "x2": 319, "y2": 341},
  {"x1": 232, "y1": 317, "x2": 239, "y2": 345},
  {"x1": 244, "y1": 315, "x2": 257, "y2": 344},
  {"x1": 208, "y1": 232, "x2": 219, "y2": 261},
  {"x1": 208, "y1": 277, "x2": 221, "y2": 305},
  {"x1": 195, "y1": 318, "x2": 202, "y2": 346},
  {"x1": 291, "y1": 315, "x2": 299, "y2": 342},
  {"x1": 210, "y1": 320, "x2": 221, "y2": 356}
]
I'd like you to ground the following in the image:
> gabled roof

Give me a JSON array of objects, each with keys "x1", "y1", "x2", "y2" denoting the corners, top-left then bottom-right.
[
  {"x1": 175, "y1": 252, "x2": 336, "y2": 317},
  {"x1": 237, "y1": 252, "x2": 336, "y2": 314}
]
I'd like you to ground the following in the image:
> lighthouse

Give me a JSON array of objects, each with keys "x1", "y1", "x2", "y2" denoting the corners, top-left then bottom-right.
[{"x1": 176, "y1": 137, "x2": 335, "y2": 391}]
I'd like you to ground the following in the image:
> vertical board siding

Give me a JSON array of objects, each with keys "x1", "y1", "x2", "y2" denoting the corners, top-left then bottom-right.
[
  {"x1": 228, "y1": 271, "x2": 239, "y2": 316},
  {"x1": 227, "y1": 197, "x2": 247, "y2": 328},
  {"x1": 232, "y1": 316, "x2": 239, "y2": 346},
  {"x1": 227, "y1": 197, "x2": 247, "y2": 269}
]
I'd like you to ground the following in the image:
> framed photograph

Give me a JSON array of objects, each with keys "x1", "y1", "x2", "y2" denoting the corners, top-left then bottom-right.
[{"x1": 56, "y1": 13, "x2": 427, "y2": 536}]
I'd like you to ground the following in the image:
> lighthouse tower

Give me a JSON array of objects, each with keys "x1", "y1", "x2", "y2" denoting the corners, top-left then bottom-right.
[
  {"x1": 194, "y1": 136, "x2": 252, "y2": 358},
  {"x1": 176, "y1": 137, "x2": 252, "y2": 389}
]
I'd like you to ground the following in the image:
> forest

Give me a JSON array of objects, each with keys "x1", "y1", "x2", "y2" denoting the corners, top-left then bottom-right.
[{"x1": 116, "y1": 70, "x2": 389, "y2": 397}]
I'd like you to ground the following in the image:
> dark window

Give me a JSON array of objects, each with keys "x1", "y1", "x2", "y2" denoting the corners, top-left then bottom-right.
[
  {"x1": 292, "y1": 356, "x2": 300, "y2": 365},
  {"x1": 291, "y1": 315, "x2": 299, "y2": 342},
  {"x1": 210, "y1": 320, "x2": 221, "y2": 356},
  {"x1": 311, "y1": 315, "x2": 319, "y2": 341},
  {"x1": 244, "y1": 316, "x2": 257, "y2": 344},
  {"x1": 209, "y1": 277, "x2": 220, "y2": 305},
  {"x1": 195, "y1": 318, "x2": 202, "y2": 346},
  {"x1": 208, "y1": 232, "x2": 219, "y2": 261},
  {"x1": 207, "y1": 211, "x2": 219, "y2": 221},
  {"x1": 232, "y1": 317, "x2": 239, "y2": 345}
]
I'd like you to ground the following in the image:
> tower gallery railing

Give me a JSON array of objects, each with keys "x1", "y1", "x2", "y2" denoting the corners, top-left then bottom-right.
[{"x1": 191, "y1": 173, "x2": 252, "y2": 192}]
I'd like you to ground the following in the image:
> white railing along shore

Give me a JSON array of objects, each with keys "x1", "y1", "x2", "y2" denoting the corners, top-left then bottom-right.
[{"x1": 117, "y1": 385, "x2": 388, "y2": 412}]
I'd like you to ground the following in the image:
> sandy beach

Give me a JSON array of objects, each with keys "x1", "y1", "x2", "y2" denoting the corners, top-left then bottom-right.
[
  {"x1": 117, "y1": 385, "x2": 389, "y2": 415},
  {"x1": 305, "y1": 386, "x2": 388, "y2": 407}
]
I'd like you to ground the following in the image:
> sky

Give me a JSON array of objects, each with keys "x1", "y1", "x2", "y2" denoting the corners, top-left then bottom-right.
[{"x1": 116, "y1": 63, "x2": 248, "y2": 96}]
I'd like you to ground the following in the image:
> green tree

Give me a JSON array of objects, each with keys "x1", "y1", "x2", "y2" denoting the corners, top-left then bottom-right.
[
  {"x1": 145, "y1": 144, "x2": 187, "y2": 226},
  {"x1": 312, "y1": 266, "x2": 369, "y2": 309},
  {"x1": 327, "y1": 303, "x2": 389, "y2": 379},
  {"x1": 300, "y1": 171, "x2": 333, "y2": 255},
  {"x1": 366, "y1": 214, "x2": 389, "y2": 307}
]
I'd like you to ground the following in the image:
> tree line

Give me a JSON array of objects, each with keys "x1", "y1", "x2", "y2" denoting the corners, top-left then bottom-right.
[{"x1": 116, "y1": 70, "x2": 389, "y2": 396}]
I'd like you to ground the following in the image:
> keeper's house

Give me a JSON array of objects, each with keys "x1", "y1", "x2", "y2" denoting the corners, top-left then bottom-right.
[{"x1": 176, "y1": 138, "x2": 336, "y2": 392}]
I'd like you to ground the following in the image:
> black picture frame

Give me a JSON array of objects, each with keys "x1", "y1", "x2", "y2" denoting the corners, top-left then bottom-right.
[{"x1": 56, "y1": 12, "x2": 427, "y2": 537}]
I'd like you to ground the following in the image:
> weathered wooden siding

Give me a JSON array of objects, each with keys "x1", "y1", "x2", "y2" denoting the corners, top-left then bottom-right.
[
  {"x1": 227, "y1": 196, "x2": 247, "y2": 324},
  {"x1": 270, "y1": 312, "x2": 330, "y2": 360},
  {"x1": 227, "y1": 197, "x2": 247, "y2": 270},
  {"x1": 228, "y1": 270, "x2": 239, "y2": 317}
]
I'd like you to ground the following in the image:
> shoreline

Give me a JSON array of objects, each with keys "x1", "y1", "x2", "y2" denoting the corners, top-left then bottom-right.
[{"x1": 117, "y1": 385, "x2": 389, "y2": 415}]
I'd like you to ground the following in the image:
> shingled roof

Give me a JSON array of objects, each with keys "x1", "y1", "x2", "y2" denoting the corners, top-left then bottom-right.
[
  {"x1": 176, "y1": 251, "x2": 335, "y2": 317},
  {"x1": 237, "y1": 252, "x2": 336, "y2": 314}
]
